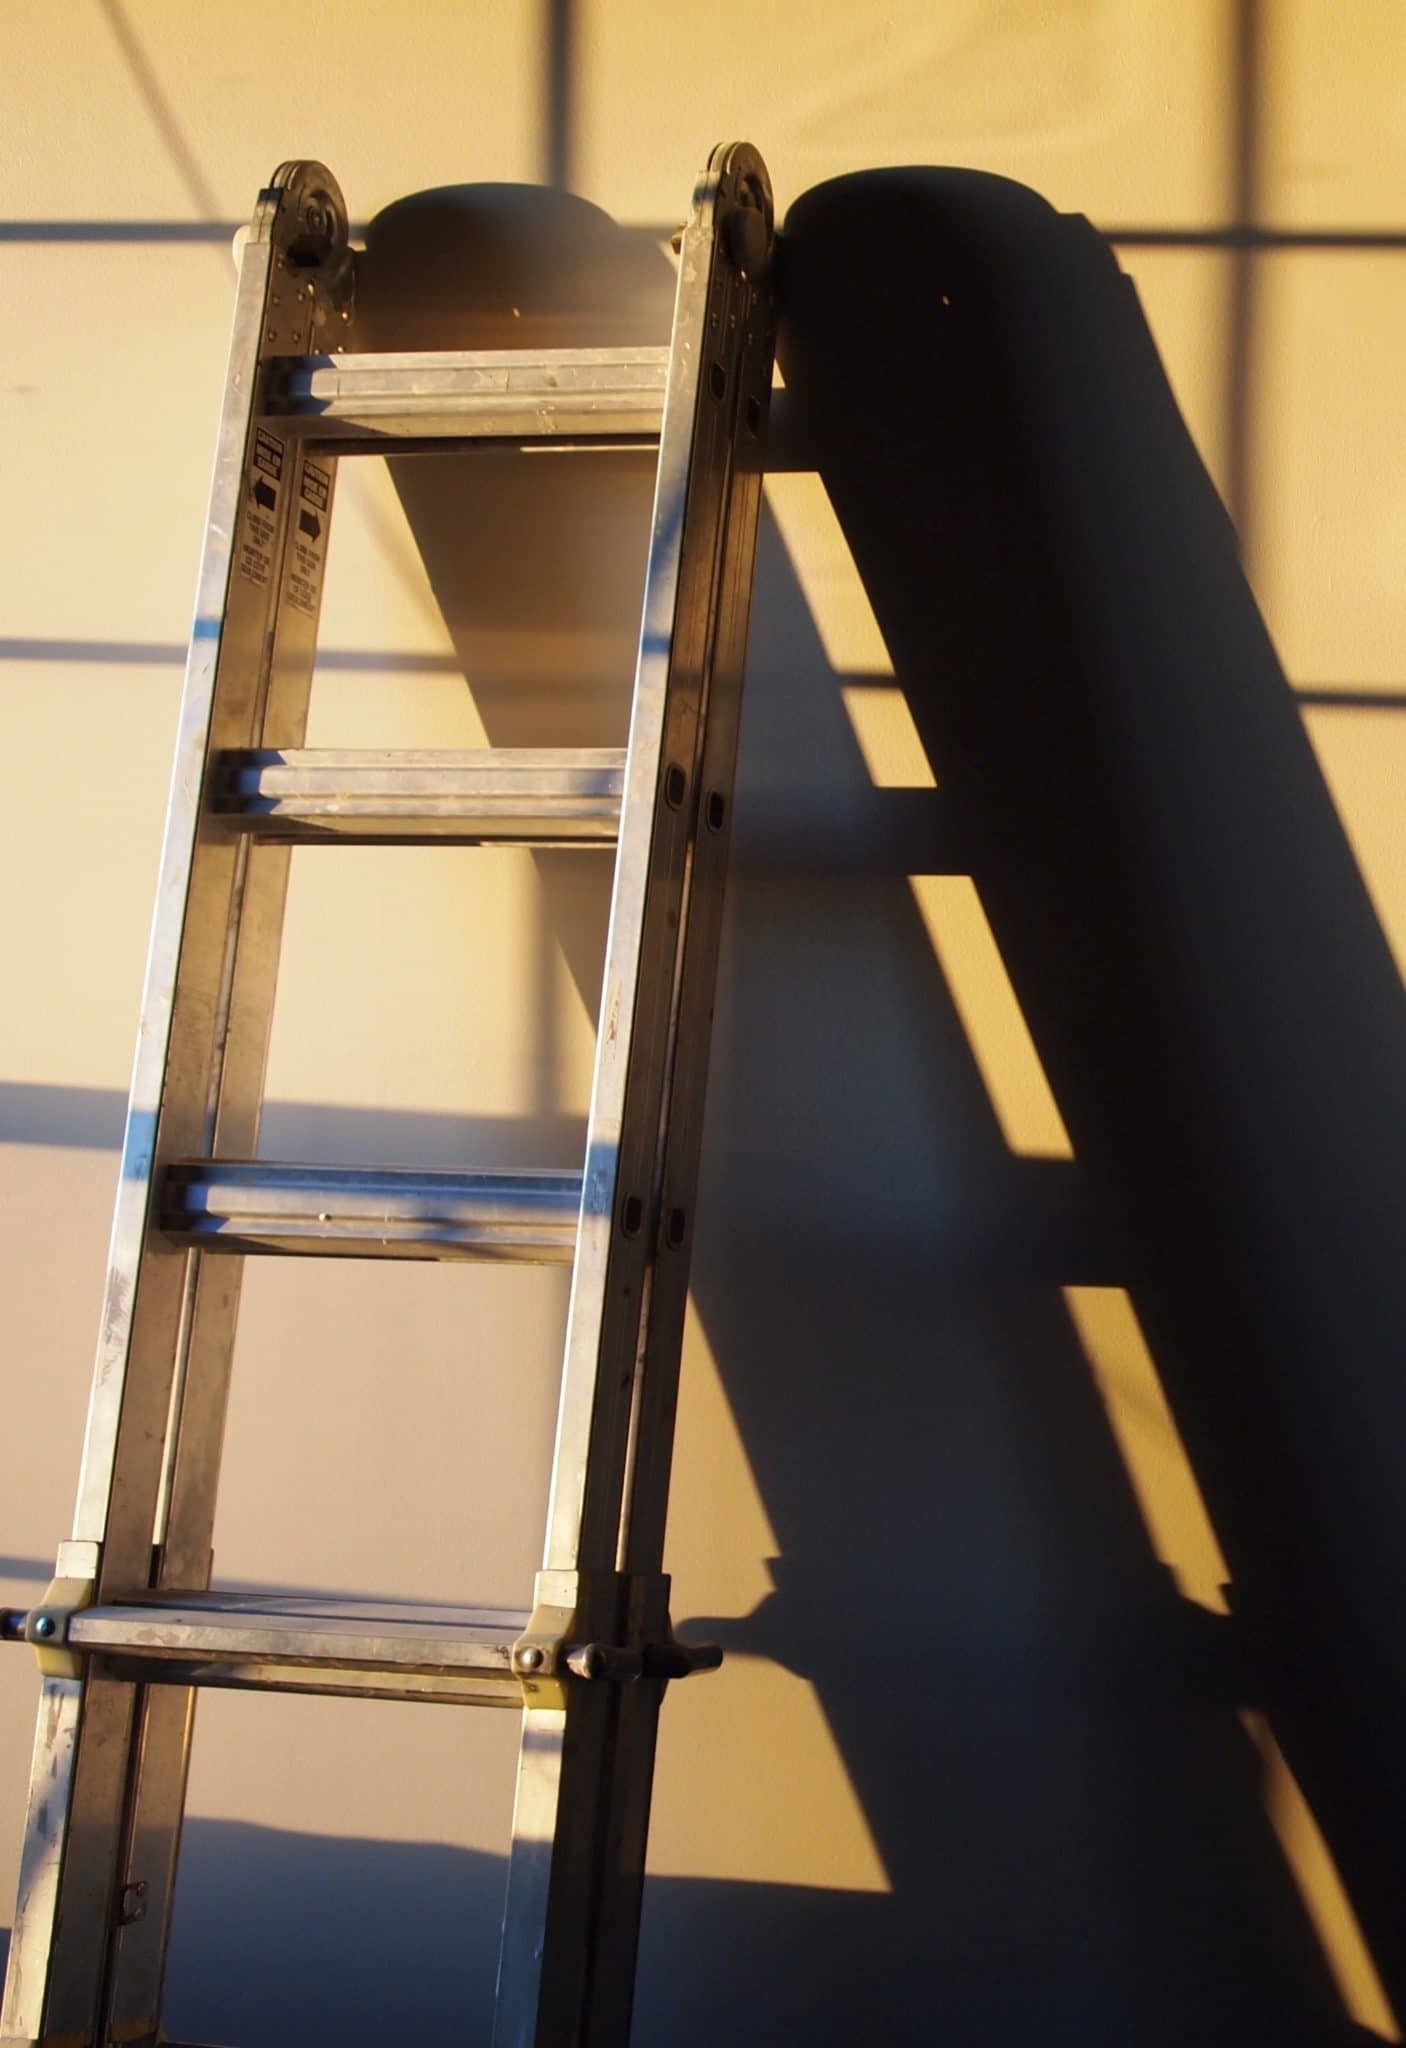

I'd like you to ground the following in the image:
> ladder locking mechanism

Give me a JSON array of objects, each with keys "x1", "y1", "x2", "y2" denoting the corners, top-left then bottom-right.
[
  {"x1": 18, "y1": 1540, "x2": 100, "y2": 1679},
  {"x1": 511, "y1": 1570, "x2": 722, "y2": 1709}
]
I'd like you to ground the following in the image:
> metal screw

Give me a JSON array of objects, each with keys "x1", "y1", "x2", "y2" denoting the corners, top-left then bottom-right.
[
  {"x1": 517, "y1": 1646, "x2": 544, "y2": 1672},
  {"x1": 32, "y1": 1615, "x2": 55, "y2": 1640}
]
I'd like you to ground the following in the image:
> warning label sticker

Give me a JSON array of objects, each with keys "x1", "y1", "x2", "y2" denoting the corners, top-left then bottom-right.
[
  {"x1": 254, "y1": 429, "x2": 284, "y2": 484},
  {"x1": 237, "y1": 429, "x2": 285, "y2": 589},
  {"x1": 300, "y1": 463, "x2": 330, "y2": 514},
  {"x1": 286, "y1": 458, "x2": 332, "y2": 616}
]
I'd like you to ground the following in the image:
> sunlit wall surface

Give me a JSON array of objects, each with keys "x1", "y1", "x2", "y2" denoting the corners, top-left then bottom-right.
[{"x1": 1, "y1": 3, "x2": 1404, "y2": 2041}]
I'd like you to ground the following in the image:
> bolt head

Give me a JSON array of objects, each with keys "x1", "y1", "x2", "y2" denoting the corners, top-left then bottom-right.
[
  {"x1": 32, "y1": 1615, "x2": 55, "y2": 1639},
  {"x1": 518, "y1": 1646, "x2": 544, "y2": 1672}
]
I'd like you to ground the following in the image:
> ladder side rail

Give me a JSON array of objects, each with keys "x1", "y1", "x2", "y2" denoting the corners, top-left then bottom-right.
[
  {"x1": 0, "y1": 1677, "x2": 133, "y2": 2048},
  {"x1": 543, "y1": 150, "x2": 758, "y2": 1587},
  {"x1": 493, "y1": 145, "x2": 731, "y2": 2047},
  {"x1": 103, "y1": 180, "x2": 351, "y2": 2048},
  {"x1": 614, "y1": 300, "x2": 773, "y2": 1584},
  {"x1": 0, "y1": 163, "x2": 352, "y2": 2048},
  {"x1": 585, "y1": 230, "x2": 775, "y2": 2048},
  {"x1": 1, "y1": 189, "x2": 281, "y2": 2048},
  {"x1": 105, "y1": 403, "x2": 347, "y2": 2044},
  {"x1": 493, "y1": 141, "x2": 773, "y2": 2048}
]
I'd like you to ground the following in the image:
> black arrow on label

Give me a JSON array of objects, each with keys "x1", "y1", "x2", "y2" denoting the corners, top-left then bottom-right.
[
  {"x1": 299, "y1": 508, "x2": 322, "y2": 540},
  {"x1": 252, "y1": 478, "x2": 277, "y2": 511}
]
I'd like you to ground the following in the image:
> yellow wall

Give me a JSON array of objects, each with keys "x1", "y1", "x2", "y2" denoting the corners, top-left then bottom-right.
[{"x1": 2, "y1": 3, "x2": 1404, "y2": 2040}]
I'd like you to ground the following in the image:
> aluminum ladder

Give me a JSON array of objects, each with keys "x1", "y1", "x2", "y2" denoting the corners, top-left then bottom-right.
[{"x1": 0, "y1": 142, "x2": 775, "y2": 2047}]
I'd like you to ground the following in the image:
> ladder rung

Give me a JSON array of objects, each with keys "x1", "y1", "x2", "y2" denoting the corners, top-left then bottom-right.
[
  {"x1": 70, "y1": 1592, "x2": 529, "y2": 1707},
  {"x1": 162, "y1": 1161, "x2": 580, "y2": 1262},
  {"x1": 263, "y1": 345, "x2": 669, "y2": 446},
  {"x1": 212, "y1": 747, "x2": 625, "y2": 844}
]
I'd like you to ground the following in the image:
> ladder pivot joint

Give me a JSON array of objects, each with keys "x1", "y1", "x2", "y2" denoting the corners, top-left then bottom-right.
[
  {"x1": 510, "y1": 1570, "x2": 721, "y2": 1707},
  {"x1": 22, "y1": 1540, "x2": 101, "y2": 1679}
]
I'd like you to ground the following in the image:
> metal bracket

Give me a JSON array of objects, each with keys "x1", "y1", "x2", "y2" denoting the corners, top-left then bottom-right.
[
  {"x1": 510, "y1": 1570, "x2": 720, "y2": 1709},
  {"x1": 23, "y1": 1540, "x2": 100, "y2": 1680},
  {"x1": 511, "y1": 1569, "x2": 627, "y2": 1711},
  {"x1": 119, "y1": 1879, "x2": 149, "y2": 1927}
]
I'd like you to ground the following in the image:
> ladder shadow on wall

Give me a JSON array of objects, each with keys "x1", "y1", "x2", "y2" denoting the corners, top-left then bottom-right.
[{"x1": 149, "y1": 178, "x2": 1406, "y2": 2044}]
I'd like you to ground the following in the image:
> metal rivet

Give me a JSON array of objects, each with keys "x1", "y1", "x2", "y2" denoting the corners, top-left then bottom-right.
[
  {"x1": 518, "y1": 1646, "x2": 544, "y2": 1671},
  {"x1": 32, "y1": 1615, "x2": 55, "y2": 1640}
]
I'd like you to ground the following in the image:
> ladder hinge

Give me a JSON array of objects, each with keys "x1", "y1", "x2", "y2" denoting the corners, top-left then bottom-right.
[
  {"x1": 24, "y1": 1539, "x2": 101, "y2": 1679},
  {"x1": 510, "y1": 1569, "x2": 721, "y2": 1709}
]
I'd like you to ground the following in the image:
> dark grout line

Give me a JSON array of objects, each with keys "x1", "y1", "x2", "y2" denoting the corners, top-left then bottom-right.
[
  {"x1": 3, "y1": 219, "x2": 1406, "y2": 251},
  {"x1": 0, "y1": 1082, "x2": 591, "y2": 1155},
  {"x1": 5, "y1": 638, "x2": 1403, "y2": 712},
  {"x1": 1225, "y1": 0, "x2": 1263, "y2": 561},
  {"x1": 0, "y1": 220, "x2": 246, "y2": 242},
  {"x1": 1296, "y1": 688, "x2": 1406, "y2": 710},
  {"x1": 0, "y1": 638, "x2": 463, "y2": 673},
  {"x1": 1106, "y1": 227, "x2": 1406, "y2": 250},
  {"x1": 544, "y1": 0, "x2": 575, "y2": 192}
]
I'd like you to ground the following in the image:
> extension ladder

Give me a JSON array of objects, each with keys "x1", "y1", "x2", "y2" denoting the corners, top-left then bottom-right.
[{"x1": 0, "y1": 143, "x2": 775, "y2": 2046}]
